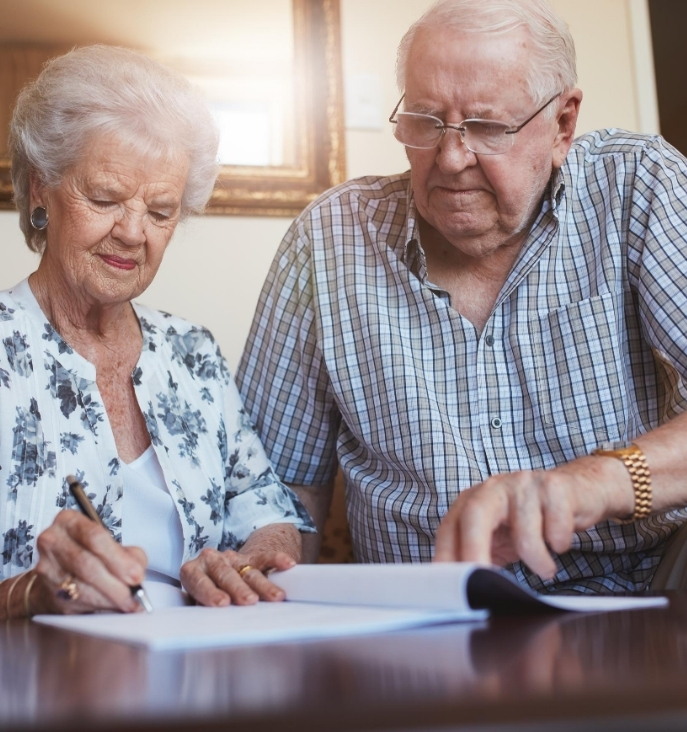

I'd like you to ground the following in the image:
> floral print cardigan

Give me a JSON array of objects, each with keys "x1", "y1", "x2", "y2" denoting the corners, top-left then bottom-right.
[{"x1": 0, "y1": 279, "x2": 314, "y2": 580}]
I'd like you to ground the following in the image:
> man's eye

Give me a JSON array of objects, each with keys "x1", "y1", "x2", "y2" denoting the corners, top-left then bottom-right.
[
  {"x1": 91, "y1": 199, "x2": 114, "y2": 208},
  {"x1": 150, "y1": 211, "x2": 170, "y2": 222}
]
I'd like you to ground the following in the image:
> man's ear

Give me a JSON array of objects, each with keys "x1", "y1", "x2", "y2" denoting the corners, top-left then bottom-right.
[{"x1": 552, "y1": 89, "x2": 583, "y2": 168}]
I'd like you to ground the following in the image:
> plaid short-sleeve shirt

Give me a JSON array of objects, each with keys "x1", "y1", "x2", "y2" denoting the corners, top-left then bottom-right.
[{"x1": 236, "y1": 130, "x2": 687, "y2": 594}]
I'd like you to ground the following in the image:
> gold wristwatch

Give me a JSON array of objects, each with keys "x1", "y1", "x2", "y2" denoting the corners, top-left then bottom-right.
[{"x1": 592, "y1": 443, "x2": 652, "y2": 524}]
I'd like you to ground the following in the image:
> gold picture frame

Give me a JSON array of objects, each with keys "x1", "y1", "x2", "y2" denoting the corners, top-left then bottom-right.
[{"x1": 0, "y1": 0, "x2": 346, "y2": 217}]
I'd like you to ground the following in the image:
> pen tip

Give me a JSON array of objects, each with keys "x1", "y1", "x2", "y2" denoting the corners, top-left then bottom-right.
[
  {"x1": 136, "y1": 588, "x2": 154, "y2": 613},
  {"x1": 66, "y1": 475, "x2": 77, "y2": 485}
]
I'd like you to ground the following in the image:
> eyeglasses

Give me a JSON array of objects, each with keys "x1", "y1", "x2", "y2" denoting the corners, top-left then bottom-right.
[{"x1": 389, "y1": 93, "x2": 560, "y2": 155}]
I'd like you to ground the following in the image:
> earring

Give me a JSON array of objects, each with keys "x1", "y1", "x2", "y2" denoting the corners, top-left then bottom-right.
[{"x1": 30, "y1": 206, "x2": 48, "y2": 230}]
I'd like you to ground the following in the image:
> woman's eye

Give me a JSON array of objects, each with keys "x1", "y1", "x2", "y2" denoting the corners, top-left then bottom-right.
[
  {"x1": 150, "y1": 211, "x2": 169, "y2": 222},
  {"x1": 91, "y1": 199, "x2": 114, "y2": 208}
]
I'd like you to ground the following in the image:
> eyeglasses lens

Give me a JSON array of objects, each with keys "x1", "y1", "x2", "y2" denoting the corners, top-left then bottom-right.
[
  {"x1": 394, "y1": 114, "x2": 513, "y2": 155},
  {"x1": 394, "y1": 114, "x2": 443, "y2": 148}
]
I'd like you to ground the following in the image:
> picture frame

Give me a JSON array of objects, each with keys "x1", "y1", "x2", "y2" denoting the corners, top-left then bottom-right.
[{"x1": 0, "y1": 0, "x2": 346, "y2": 217}]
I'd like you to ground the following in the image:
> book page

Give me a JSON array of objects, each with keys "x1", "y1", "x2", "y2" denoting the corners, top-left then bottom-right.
[
  {"x1": 273, "y1": 564, "x2": 669, "y2": 614},
  {"x1": 271, "y1": 563, "x2": 485, "y2": 610}
]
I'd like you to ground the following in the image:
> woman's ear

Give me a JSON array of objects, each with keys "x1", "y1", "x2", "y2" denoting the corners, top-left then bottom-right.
[{"x1": 29, "y1": 171, "x2": 47, "y2": 209}]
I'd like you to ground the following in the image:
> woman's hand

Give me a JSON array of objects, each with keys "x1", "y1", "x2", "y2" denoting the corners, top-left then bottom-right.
[
  {"x1": 180, "y1": 524, "x2": 301, "y2": 607},
  {"x1": 31, "y1": 509, "x2": 147, "y2": 615}
]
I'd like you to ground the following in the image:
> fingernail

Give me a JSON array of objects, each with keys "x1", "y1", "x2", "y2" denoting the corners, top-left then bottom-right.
[{"x1": 244, "y1": 593, "x2": 258, "y2": 603}]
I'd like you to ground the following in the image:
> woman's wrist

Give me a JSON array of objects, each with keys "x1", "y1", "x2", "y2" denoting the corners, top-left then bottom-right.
[
  {"x1": 2, "y1": 572, "x2": 36, "y2": 621},
  {"x1": 238, "y1": 523, "x2": 302, "y2": 564},
  {"x1": 23, "y1": 572, "x2": 40, "y2": 618},
  {"x1": 2, "y1": 571, "x2": 54, "y2": 620}
]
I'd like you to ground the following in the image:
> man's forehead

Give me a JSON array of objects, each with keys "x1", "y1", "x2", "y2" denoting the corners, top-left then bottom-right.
[
  {"x1": 403, "y1": 26, "x2": 532, "y2": 112},
  {"x1": 406, "y1": 24, "x2": 531, "y2": 74}
]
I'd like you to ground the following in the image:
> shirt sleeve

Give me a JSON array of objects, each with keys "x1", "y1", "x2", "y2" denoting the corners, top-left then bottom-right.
[
  {"x1": 628, "y1": 135, "x2": 687, "y2": 415},
  {"x1": 219, "y1": 374, "x2": 316, "y2": 552},
  {"x1": 235, "y1": 210, "x2": 341, "y2": 487}
]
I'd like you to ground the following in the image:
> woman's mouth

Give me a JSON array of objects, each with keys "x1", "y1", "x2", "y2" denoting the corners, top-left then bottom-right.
[{"x1": 99, "y1": 254, "x2": 137, "y2": 271}]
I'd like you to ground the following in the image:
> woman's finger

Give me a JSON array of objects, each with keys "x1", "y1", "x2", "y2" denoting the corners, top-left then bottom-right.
[
  {"x1": 239, "y1": 566, "x2": 286, "y2": 602},
  {"x1": 60, "y1": 511, "x2": 146, "y2": 586},
  {"x1": 181, "y1": 549, "x2": 259, "y2": 606},
  {"x1": 36, "y1": 517, "x2": 140, "y2": 613},
  {"x1": 180, "y1": 550, "x2": 231, "y2": 607},
  {"x1": 240, "y1": 550, "x2": 297, "y2": 574}
]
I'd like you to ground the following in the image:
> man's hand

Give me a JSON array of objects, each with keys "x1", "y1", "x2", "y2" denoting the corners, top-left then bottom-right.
[{"x1": 434, "y1": 456, "x2": 634, "y2": 578}]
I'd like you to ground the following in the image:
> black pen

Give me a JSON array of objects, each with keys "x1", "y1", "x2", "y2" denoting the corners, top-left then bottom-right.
[{"x1": 67, "y1": 475, "x2": 153, "y2": 613}]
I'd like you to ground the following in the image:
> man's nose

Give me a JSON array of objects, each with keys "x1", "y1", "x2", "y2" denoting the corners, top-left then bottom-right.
[
  {"x1": 112, "y1": 207, "x2": 146, "y2": 247},
  {"x1": 435, "y1": 128, "x2": 478, "y2": 173}
]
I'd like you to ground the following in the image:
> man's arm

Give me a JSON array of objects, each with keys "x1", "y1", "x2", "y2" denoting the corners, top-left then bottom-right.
[
  {"x1": 434, "y1": 410, "x2": 687, "y2": 576},
  {"x1": 288, "y1": 482, "x2": 335, "y2": 563}
]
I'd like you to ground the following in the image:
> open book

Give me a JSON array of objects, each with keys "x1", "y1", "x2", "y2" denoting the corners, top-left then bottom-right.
[{"x1": 33, "y1": 563, "x2": 667, "y2": 651}]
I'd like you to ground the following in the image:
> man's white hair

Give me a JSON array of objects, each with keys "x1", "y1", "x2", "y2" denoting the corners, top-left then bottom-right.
[
  {"x1": 10, "y1": 45, "x2": 220, "y2": 253},
  {"x1": 396, "y1": 0, "x2": 577, "y2": 107}
]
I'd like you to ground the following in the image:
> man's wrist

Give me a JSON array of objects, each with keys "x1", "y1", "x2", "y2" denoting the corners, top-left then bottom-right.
[{"x1": 591, "y1": 445, "x2": 649, "y2": 522}]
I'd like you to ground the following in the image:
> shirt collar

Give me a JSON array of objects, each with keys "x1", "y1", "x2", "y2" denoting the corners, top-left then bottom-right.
[
  {"x1": 10, "y1": 277, "x2": 163, "y2": 378},
  {"x1": 401, "y1": 180, "x2": 428, "y2": 282}
]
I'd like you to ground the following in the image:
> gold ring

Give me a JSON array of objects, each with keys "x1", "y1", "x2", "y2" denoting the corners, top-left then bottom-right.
[
  {"x1": 56, "y1": 575, "x2": 80, "y2": 601},
  {"x1": 238, "y1": 565, "x2": 254, "y2": 579}
]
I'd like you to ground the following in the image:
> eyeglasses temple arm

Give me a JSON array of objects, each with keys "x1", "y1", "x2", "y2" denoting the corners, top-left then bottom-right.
[
  {"x1": 389, "y1": 93, "x2": 406, "y2": 123},
  {"x1": 504, "y1": 93, "x2": 561, "y2": 135}
]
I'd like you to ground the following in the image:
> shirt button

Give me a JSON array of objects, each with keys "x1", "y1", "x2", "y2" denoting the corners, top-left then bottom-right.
[
  {"x1": 485, "y1": 335, "x2": 494, "y2": 346},
  {"x1": 490, "y1": 417, "x2": 502, "y2": 430}
]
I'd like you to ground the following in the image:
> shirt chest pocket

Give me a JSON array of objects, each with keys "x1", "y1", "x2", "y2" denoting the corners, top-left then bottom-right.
[{"x1": 523, "y1": 291, "x2": 627, "y2": 455}]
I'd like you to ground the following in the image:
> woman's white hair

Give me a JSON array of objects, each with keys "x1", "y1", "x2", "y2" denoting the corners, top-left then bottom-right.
[
  {"x1": 396, "y1": 0, "x2": 577, "y2": 107},
  {"x1": 9, "y1": 45, "x2": 220, "y2": 253}
]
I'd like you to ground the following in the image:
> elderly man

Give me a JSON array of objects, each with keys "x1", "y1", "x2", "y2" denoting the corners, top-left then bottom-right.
[{"x1": 236, "y1": 0, "x2": 687, "y2": 594}]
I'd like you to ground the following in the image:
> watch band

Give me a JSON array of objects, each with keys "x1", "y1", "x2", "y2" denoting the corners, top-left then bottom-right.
[{"x1": 592, "y1": 443, "x2": 652, "y2": 524}]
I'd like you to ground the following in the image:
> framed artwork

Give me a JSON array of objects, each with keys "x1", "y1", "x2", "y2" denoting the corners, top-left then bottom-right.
[{"x1": 0, "y1": 0, "x2": 346, "y2": 216}]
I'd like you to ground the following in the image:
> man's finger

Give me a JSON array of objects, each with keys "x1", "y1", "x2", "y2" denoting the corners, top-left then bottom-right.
[
  {"x1": 541, "y1": 480, "x2": 575, "y2": 555},
  {"x1": 510, "y1": 482, "x2": 557, "y2": 579},
  {"x1": 435, "y1": 485, "x2": 507, "y2": 563}
]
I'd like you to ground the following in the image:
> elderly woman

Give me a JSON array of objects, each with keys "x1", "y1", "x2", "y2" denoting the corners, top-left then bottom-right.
[{"x1": 0, "y1": 45, "x2": 314, "y2": 619}]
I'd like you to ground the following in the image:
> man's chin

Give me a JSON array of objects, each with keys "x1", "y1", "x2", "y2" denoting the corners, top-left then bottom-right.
[{"x1": 434, "y1": 215, "x2": 495, "y2": 243}]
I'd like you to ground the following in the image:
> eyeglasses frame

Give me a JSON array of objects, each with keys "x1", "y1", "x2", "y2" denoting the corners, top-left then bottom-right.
[{"x1": 388, "y1": 92, "x2": 561, "y2": 153}]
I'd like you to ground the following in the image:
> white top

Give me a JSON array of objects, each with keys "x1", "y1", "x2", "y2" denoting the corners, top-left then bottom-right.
[{"x1": 121, "y1": 447, "x2": 184, "y2": 583}]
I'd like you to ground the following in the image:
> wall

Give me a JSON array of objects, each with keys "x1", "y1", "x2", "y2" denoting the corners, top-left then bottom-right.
[{"x1": 0, "y1": 0, "x2": 655, "y2": 371}]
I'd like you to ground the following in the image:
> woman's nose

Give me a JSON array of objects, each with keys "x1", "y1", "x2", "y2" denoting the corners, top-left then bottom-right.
[{"x1": 112, "y1": 208, "x2": 146, "y2": 247}]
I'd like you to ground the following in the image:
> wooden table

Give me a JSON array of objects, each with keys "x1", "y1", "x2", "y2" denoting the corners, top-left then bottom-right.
[{"x1": 2, "y1": 594, "x2": 687, "y2": 732}]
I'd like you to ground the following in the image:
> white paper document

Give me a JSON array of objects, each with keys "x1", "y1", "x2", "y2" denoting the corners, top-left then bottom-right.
[
  {"x1": 34, "y1": 597, "x2": 474, "y2": 651},
  {"x1": 33, "y1": 563, "x2": 668, "y2": 651}
]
